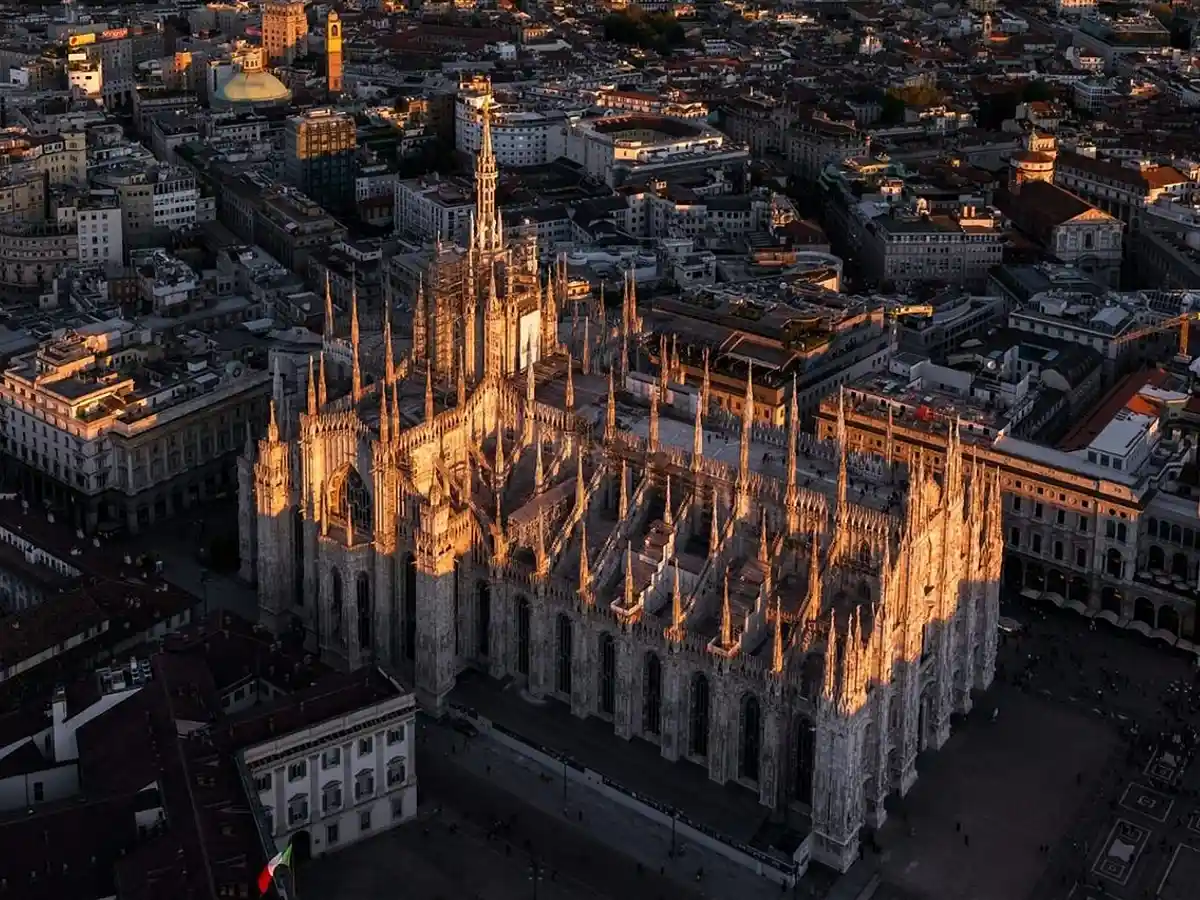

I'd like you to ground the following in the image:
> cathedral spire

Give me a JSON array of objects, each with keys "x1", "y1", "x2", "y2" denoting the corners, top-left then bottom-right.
[
  {"x1": 624, "y1": 542, "x2": 635, "y2": 608},
  {"x1": 267, "y1": 395, "x2": 280, "y2": 443},
  {"x1": 474, "y1": 82, "x2": 500, "y2": 257},
  {"x1": 379, "y1": 382, "x2": 390, "y2": 444},
  {"x1": 648, "y1": 381, "x2": 659, "y2": 451},
  {"x1": 759, "y1": 509, "x2": 770, "y2": 565},
  {"x1": 565, "y1": 352, "x2": 575, "y2": 411},
  {"x1": 575, "y1": 448, "x2": 587, "y2": 516},
  {"x1": 318, "y1": 351, "x2": 328, "y2": 408},
  {"x1": 384, "y1": 302, "x2": 396, "y2": 387},
  {"x1": 323, "y1": 270, "x2": 334, "y2": 339},
  {"x1": 618, "y1": 459, "x2": 628, "y2": 520},
  {"x1": 424, "y1": 364, "x2": 434, "y2": 422},
  {"x1": 663, "y1": 474, "x2": 672, "y2": 526},
  {"x1": 307, "y1": 354, "x2": 317, "y2": 417},
  {"x1": 535, "y1": 512, "x2": 548, "y2": 579},
  {"x1": 692, "y1": 394, "x2": 703, "y2": 473},
  {"x1": 805, "y1": 533, "x2": 822, "y2": 624},
  {"x1": 578, "y1": 520, "x2": 592, "y2": 606},
  {"x1": 720, "y1": 570, "x2": 733, "y2": 649},
  {"x1": 701, "y1": 347, "x2": 711, "y2": 411},
  {"x1": 494, "y1": 413, "x2": 506, "y2": 484},
  {"x1": 605, "y1": 367, "x2": 616, "y2": 441},
  {"x1": 534, "y1": 428, "x2": 545, "y2": 494},
  {"x1": 350, "y1": 279, "x2": 362, "y2": 404},
  {"x1": 541, "y1": 274, "x2": 558, "y2": 358},
  {"x1": 671, "y1": 562, "x2": 684, "y2": 634},
  {"x1": 771, "y1": 596, "x2": 785, "y2": 674}
]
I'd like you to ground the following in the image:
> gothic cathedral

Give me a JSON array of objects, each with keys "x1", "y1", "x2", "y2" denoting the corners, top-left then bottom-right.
[{"x1": 238, "y1": 84, "x2": 1002, "y2": 872}]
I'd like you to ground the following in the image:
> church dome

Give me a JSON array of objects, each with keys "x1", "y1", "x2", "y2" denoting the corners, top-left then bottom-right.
[{"x1": 214, "y1": 70, "x2": 291, "y2": 108}]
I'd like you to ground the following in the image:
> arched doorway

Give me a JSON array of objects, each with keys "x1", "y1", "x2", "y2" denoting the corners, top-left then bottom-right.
[
  {"x1": 476, "y1": 581, "x2": 490, "y2": 658},
  {"x1": 793, "y1": 716, "x2": 815, "y2": 805},
  {"x1": 1172, "y1": 553, "x2": 1190, "y2": 580},
  {"x1": 1148, "y1": 545, "x2": 1166, "y2": 571},
  {"x1": 1134, "y1": 597, "x2": 1155, "y2": 626},
  {"x1": 740, "y1": 694, "x2": 761, "y2": 782},
  {"x1": 331, "y1": 568, "x2": 344, "y2": 642},
  {"x1": 1158, "y1": 606, "x2": 1180, "y2": 636},
  {"x1": 1101, "y1": 587, "x2": 1122, "y2": 616},
  {"x1": 515, "y1": 595, "x2": 530, "y2": 676},
  {"x1": 356, "y1": 572, "x2": 371, "y2": 656},
  {"x1": 404, "y1": 553, "x2": 417, "y2": 661},
  {"x1": 689, "y1": 672, "x2": 710, "y2": 758},
  {"x1": 643, "y1": 653, "x2": 662, "y2": 736}
]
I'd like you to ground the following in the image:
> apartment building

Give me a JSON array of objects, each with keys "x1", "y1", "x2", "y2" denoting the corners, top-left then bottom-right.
[{"x1": 0, "y1": 324, "x2": 272, "y2": 532}]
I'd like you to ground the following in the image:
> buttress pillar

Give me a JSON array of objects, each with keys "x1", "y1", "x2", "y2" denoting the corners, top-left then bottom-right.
[
  {"x1": 373, "y1": 548, "x2": 395, "y2": 667},
  {"x1": 930, "y1": 622, "x2": 954, "y2": 751},
  {"x1": 708, "y1": 677, "x2": 735, "y2": 785},
  {"x1": 414, "y1": 506, "x2": 457, "y2": 711},
  {"x1": 658, "y1": 654, "x2": 684, "y2": 762},
  {"x1": 570, "y1": 609, "x2": 596, "y2": 717},
  {"x1": 487, "y1": 575, "x2": 510, "y2": 680},
  {"x1": 811, "y1": 713, "x2": 865, "y2": 874},
  {"x1": 256, "y1": 504, "x2": 295, "y2": 635},
  {"x1": 612, "y1": 635, "x2": 634, "y2": 740},
  {"x1": 758, "y1": 702, "x2": 783, "y2": 810},
  {"x1": 893, "y1": 664, "x2": 920, "y2": 796},
  {"x1": 865, "y1": 689, "x2": 892, "y2": 828},
  {"x1": 527, "y1": 587, "x2": 551, "y2": 699}
]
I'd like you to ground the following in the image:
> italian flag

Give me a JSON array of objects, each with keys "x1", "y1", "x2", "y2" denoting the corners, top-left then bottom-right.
[{"x1": 257, "y1": 843, "x2": 293, "y2": 895}]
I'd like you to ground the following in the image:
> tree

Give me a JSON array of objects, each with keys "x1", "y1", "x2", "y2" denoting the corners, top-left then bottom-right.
[{"x1": 879, "y1": 94, "x2": 906, "y2": 125}]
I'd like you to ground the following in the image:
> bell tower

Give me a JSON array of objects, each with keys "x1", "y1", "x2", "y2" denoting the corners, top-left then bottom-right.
[{"x1": 326, "y1": 10, "x2": 343, "y2": 96}]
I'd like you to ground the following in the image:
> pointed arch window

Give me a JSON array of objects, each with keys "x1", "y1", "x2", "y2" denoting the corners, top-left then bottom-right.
[
  {"x1": 599, "y1": 633, "x2": 616, "y2": 715},
  {"x1": 739, "y1": 694, "x2": 761, "y2": 781},
  {"x1": 331, "y1": 568, "x2": 344, "y2": 641},
  {"x1": 330, "y1": 467, "x2": 372, "y2": 535},
  {"x1": 556, "y1": 614, "x2": 573, "y2": 695},
  {"x1": 689, "y1": 672, "x2": 709, "y2": 758},
  {"x1": 516, "y1": 596, "x2": 531, "y2": 676},
  {"x1": 356, "y1": 572, "x2": 371, "y2": 655},
  {"x1": 643, "y1": 653, "x2": 662, "y2": 736}
]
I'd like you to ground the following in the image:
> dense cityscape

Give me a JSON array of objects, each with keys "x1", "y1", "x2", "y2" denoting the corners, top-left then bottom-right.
[{"x1": 0, "y1": 0, "x2": 1197, "y2": 898}]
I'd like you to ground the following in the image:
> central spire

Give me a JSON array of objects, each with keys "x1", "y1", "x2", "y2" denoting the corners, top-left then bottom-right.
[{"x1": 474, "y1": 81, "x2": 501, "y2": 259}]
